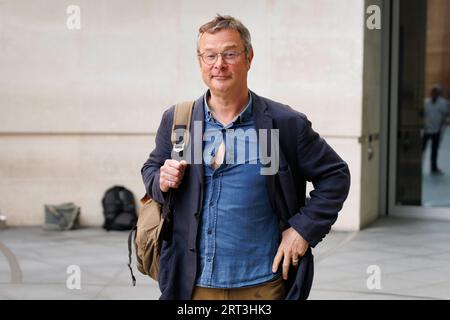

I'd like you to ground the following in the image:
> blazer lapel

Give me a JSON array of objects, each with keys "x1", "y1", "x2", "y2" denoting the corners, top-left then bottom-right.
[
  {"x1": 251, "y1": 92, "x2": 277, "y2": 213},
  {"x1": 189, "y1": 95, "x2": 205, "y2": 187}
]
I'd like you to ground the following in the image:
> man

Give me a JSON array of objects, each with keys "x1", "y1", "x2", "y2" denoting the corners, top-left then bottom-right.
[
  {"x1": 422, "y1": 85, "x2": 449, "y2": 175},
  {"x1": 142, "y1": 15, "x2": 350, "y2": 300}
]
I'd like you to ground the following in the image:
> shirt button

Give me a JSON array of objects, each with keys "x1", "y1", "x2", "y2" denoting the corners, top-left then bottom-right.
[
  {"x1": 207, "y1": 230, "x2": 212, "y2": 235},
  {"x1": 207, "y1": 258, "x2": 212, "y2": 262}
]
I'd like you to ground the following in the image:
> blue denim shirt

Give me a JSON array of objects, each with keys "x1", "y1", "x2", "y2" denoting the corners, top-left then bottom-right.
[{"x1": 195, "y1": 91, "x2": 280, "y2": 288}]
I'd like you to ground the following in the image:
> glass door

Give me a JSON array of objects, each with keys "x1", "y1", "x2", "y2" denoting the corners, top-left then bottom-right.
[{"x1": 389, "y1": 0, "x2": 450, "y2": 219}]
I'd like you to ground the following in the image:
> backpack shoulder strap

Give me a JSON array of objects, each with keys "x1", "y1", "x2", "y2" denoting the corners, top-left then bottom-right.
[
  {"x1": 171, "y1": 101, "x2": 195, "y2": 154},
  {"x1": 128, "y1": 102, "x2": 194, "y2": 287}
]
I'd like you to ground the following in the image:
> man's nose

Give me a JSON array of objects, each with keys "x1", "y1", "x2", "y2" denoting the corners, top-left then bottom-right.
[{"x1": 213, "y1": 54, "x2": 226, "y2": 68}]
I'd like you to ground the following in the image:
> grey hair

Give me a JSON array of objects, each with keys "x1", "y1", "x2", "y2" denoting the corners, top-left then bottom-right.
[{"x1": 197, "y1": 15, "x2": 253, "y2": 55}]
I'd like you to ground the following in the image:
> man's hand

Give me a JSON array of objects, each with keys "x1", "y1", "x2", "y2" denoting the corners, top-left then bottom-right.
[
  {"x1": 159, "y1": 160, "x2": 188, "y2": 192},
  {"x1": 272, "y1": 228, "x2": 309, "y2": 280}
]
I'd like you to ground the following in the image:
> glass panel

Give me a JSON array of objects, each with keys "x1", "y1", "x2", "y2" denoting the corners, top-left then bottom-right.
[{"x1": 396, "y1": 0, "x2": 450, "y2": 207}]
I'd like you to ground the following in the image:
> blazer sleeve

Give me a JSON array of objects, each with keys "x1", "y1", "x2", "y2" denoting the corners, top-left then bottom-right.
[
  {"x1": 141, "y1": 106, "x2": 175, "y2": 204},
  {"x1": 288, "y1": 114, "x2": 351, "y2": 248}
]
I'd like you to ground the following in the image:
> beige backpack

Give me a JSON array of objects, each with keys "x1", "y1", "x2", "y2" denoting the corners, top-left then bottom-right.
[{"x1": 128, "y1": 101, "x2": 194, "y2": 284}]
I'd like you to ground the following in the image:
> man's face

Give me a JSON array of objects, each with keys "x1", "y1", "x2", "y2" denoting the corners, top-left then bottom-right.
[
  {"x1": 431, "y1": 88, "x2": 441, "y2": 100},
  {"x1": 198, "y1": 29, "x2": 253, "y2": 96}
]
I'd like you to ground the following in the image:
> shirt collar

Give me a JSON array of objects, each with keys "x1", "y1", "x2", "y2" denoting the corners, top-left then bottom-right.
[{"x1": 204, "y1": 90, "x2": 253, "y2": 125}]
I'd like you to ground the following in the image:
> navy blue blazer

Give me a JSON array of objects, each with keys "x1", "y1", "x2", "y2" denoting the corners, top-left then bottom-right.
[{"x1": 141, "y1": 91, "x2": 351, "y2": 300}]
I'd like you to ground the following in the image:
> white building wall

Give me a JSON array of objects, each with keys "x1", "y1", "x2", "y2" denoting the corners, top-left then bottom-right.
[{"x1": 0, "y1": 0, "x2": 364, "y2": 230}]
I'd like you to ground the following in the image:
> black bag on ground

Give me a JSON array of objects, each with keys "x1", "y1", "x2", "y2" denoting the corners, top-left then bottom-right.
[{"x1": 102, "y1": 186, "x2": 137, "y2": 231}]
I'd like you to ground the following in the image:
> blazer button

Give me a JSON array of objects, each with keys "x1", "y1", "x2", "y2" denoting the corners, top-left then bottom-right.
[{"x1": 189, "y1": 247, "x2": 196, "y2": 252}]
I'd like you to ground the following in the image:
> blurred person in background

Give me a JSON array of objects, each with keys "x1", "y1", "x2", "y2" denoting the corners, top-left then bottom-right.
[{"x1": 422, "y1": 84, "x2": 450, "y2": 175}]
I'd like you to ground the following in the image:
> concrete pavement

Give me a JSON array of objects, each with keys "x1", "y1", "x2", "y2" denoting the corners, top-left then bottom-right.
[{"x1": 1, "y1": 217, "x2": 449, "y2": 300}]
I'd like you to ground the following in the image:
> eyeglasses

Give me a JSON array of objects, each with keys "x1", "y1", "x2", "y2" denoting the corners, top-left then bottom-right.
[{"x1": 198, "y1": 51, "x2": 245, "y2": 65}]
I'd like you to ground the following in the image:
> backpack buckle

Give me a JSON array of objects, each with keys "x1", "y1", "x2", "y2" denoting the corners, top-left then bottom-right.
[{"x1": 173, "y1": 142, "x2": 185, "y2": 154}]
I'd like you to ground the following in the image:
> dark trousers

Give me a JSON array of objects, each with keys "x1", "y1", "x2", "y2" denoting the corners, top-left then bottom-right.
[{"x1": 422, "y1": 132, "x2": 441, "y2": 171}]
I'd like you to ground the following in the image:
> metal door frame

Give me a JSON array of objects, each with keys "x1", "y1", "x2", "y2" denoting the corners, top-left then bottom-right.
[{"x1": 387, "y1": 0, "x2": 450, "y2": 220}]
